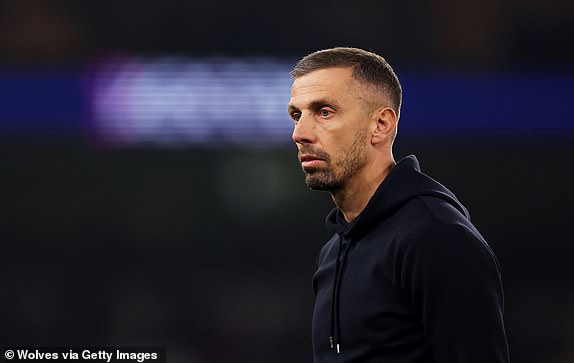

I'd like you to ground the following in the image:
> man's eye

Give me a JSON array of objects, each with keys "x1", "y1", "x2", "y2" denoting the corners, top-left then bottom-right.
[
  {"x1": 319, "y1": 109, "x2": 332, "y2": 117},
  {"x1": 292, "y1": 113, "x2": 301, "y2": 121}
]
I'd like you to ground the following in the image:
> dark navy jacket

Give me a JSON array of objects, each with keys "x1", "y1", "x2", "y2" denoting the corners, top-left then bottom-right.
[{"x1": 312, "y1": 155, "x2": 509, "y2": 363}]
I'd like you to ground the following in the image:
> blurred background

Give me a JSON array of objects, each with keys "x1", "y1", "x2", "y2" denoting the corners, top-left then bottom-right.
[{"x1": 0, "y1": 0, "x2": 573, "y2": 362}]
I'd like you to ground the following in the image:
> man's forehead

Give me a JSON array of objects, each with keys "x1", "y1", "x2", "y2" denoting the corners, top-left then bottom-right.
[
  {"x1": 292, "y1": 67, "x2": 355, "y2": 90},
  {"x1": 290, "y1": 67, "x2": 358, "y2": 102}
]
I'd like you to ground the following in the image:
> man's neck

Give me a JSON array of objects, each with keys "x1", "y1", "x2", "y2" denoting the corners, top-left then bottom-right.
[{"x1": 331, "y1": 158, "x2": 395, "y2": 223}]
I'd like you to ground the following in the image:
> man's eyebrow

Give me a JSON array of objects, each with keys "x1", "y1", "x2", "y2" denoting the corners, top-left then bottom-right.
[
  {"x1": 287, "y1": 103, "x2": 299, "y2": 114},
  {"x1": 308, "y1": 98, "x2": 340, "y2": 109},
  {"x1": 288, "y1": 98, "x2": 341, "y2": 113}
]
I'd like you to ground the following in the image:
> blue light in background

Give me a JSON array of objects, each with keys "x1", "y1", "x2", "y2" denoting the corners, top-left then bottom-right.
[
  {"x1": 0, "y1": 58, "x2": 572, "y2": 145},
  {"x1": 86, "y1": 58, "x2": 294, "y2": 146},
  {"x1": 401, "y1": 73, "x2": 574, "y2": 131},
  {"x1": 0, "y1": 70, "x2": 84, "y2": 132}
]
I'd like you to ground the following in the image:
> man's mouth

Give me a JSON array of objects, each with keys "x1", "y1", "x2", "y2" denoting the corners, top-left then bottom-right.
[{"x1": 299, "y1": 154, "x2": 326, "y2": 168}]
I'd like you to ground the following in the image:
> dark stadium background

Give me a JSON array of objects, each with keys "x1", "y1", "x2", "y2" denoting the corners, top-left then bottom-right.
[{"x1": 1, "y1": 1, "x2": 573, "y2": 362}]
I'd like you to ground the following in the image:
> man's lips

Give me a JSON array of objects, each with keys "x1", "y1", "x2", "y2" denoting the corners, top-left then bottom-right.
[{"x1": 299, "y1": 154, "x2": 325, "y2": 168}]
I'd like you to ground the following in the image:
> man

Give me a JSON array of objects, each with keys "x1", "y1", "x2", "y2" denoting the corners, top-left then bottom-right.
[{"x1": 288, "y1": 47, "x2": 509, "y2": 363}]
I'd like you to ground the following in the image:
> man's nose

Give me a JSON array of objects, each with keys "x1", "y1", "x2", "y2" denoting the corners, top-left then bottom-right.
[{"x1": 292, "y1": 114, "x2": 316, "y2": 144}]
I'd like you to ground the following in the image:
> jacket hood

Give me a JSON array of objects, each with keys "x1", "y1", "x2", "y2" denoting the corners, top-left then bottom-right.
[{"x1": 325, "y1": 155, "x2": 470, "y2": 238}]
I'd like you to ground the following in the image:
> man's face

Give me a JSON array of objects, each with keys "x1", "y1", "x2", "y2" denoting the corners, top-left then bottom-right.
[{"x1": 288, "y1": 67, "x2": 371, "y2": 191}]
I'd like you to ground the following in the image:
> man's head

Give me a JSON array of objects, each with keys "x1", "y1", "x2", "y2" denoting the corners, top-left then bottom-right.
[
  {"x1": 288, "y1": 47, "x2": 402, "y2": 191},
  {"x1": 291, "y1": 47, "x2": 402, "y2": 117}
]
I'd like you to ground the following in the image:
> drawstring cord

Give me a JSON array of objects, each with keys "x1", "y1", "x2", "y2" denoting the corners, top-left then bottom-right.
[
  {"x1": 329, "y1": 234, "x2": 351, "y2": 354},
  {"x1": 329, "y1": 235, "x2": 343, "y2": 353}
]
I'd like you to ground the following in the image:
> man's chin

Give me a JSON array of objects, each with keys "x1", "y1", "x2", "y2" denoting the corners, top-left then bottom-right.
[
  {"x1": 305, "y1": 179, "x2": 331, "y2": 191},
  {"x1": 304, "y1": 171, "x2": 339, "y2": 191}
]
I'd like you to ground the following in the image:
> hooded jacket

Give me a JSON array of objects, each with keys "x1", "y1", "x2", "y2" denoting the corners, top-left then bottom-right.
[{"x1": 312, "y1": 155, "x2": 509, "y2": 363}]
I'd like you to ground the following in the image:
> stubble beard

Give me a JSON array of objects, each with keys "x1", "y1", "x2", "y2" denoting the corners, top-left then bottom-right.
[{"x1": 303, "y1": 128, "x2": 368, "y2": 192}]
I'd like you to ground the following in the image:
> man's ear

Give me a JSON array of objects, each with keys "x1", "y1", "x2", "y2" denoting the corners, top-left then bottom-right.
[{"x1": 371, "y1": 107, "x2": 398, "y2": 145}]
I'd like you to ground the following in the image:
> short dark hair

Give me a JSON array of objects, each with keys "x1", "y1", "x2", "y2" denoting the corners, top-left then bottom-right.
[{"x1": 291, "y1": 47, "x2": 402, "y2": 115}]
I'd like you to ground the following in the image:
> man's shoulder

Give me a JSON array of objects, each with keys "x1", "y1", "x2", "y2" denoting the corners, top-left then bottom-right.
[{"x1": 368, "y1": 196, "x2": 487, "y2": 253}]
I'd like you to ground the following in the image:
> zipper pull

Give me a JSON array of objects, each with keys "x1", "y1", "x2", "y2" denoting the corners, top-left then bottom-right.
[{"x1": 329, "y1": 337, "x2": 341, "y2": 354}]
